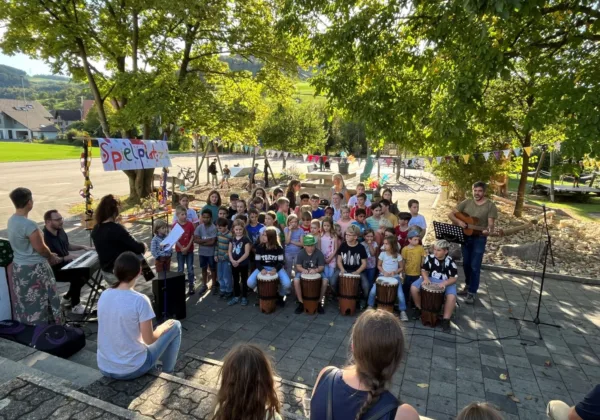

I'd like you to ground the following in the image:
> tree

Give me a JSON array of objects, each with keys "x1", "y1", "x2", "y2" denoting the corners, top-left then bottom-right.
[{"x1": 1, "y1": 0, "x2": 302, "y2": 202}]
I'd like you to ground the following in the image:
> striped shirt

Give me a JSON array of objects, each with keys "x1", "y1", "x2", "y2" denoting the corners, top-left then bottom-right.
[{"x1": 216, "y1": 231, "x2": 232, "y2": 261}]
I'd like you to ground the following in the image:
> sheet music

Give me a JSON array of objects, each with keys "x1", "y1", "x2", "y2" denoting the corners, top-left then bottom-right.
[{"x1": 160, "y1": 223, "x2": 184, "y2": 250}]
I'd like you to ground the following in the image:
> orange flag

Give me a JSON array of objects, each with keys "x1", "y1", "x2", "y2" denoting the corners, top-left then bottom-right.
[
  {"x1": 462, "y1": 154, "x2": 470, "y2": 164},
  {"x1": 523, "y1": 146, "x2": 533, "y2": 156}
]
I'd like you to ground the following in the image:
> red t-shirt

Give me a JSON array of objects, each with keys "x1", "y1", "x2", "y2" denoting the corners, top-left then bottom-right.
[
  {"x1": 350, "y1": 206, "x2": 372, "y2": 220},
  {"x1": 395, "y1": 226, "x2": 409, "y2": 249},
  {"x1": 173, "y1": 221, "x2": 195, "y2": 252},
  {"x1": 301, "y1": 225, "x2": 311, "y2": 233}
]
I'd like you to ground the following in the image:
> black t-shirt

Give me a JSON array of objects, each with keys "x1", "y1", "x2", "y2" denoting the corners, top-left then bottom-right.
[
  {"x1": 337, "y1": 242, "x2": 368, "y2": 272},
  {"x1": 422, "y1": 255, "x2": 458, "y2": 280},
  {"x1": 230, "y1": 236, "x2": 251, "y2": 266},
  {"x1": 296, "y1": 248, "x2": 326, "y2": 270},
  {"x1": 209, "y1": 162, "x2": 218, "y2": 175},
  {"x1": 43, "y1": 227, "x2": 70, "y2": 258},
  {"x1": 91, "y1": 222, "x2": 146, "y2": 272},
  {"x1": 228, "y1": 207, "x2": 237, "y2": 220},
  {"x1": 576, "y1": 384, "x2": 600, "y2": 420},
  {"x1": 255, "y1": 243, "x2": 285, "y2": 271}
]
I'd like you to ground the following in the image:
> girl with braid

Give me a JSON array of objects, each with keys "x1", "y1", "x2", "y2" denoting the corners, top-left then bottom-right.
[{"x1": 310, "y1": 310, "x2": 419, "y2": 420}]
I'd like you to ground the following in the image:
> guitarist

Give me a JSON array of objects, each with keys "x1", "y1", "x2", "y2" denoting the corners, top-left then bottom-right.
[{"x1": 447, "y1": 181, "x2": 498, "y2": 305}]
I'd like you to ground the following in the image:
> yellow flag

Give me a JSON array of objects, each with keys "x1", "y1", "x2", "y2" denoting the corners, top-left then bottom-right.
[
  {"x1": 523, "y1": 146, "x2": 533, "y2": 156},
  {"x1": 462, "y1": 154, "x2": 470, "y2": 164}
]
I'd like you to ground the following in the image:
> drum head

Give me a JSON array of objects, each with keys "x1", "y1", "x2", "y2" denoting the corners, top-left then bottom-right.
[
  {"x1": 422, "y1": 282, "x2": 444, "y2": 292},
  {"x1": 342, "y1": 273, "x2": 360, "y2": 278},
  {"x1": 301, "y1": 273, "x2": 321, "y2": 280},
  {"x1": 258, "y1": 273, "x2": 278, "y2": 281},
  {"x1": 376, "y1": 276, "x2": 399, "y2": 286}
]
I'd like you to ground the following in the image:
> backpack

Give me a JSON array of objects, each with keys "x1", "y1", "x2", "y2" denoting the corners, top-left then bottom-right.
[{"x1": 0, "y1": 319, "x2": 85, "y2": 358}]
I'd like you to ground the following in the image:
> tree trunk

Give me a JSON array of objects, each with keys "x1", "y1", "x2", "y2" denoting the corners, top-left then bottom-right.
[
  {"x1": 513, "y1": 131, "x2": 531, "y2": 218},
  {"x1": 123, "y1": 122, "x2": 154, "y2": 203}
]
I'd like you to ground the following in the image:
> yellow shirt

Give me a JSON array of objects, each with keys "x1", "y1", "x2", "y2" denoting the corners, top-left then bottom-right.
[
  {"x1": 384, "y1": 212, "x2": 398, "y2": 228},
  {"x1": 401, "y1": 245, "x2": 426, "y2": 276}
]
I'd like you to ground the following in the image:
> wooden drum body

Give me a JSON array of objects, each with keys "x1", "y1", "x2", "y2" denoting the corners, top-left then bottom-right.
[
  {"x1": 421, "y1": 283, "x2": 445, "y2": 327},
  {"x1": 376, "y1": 277, "x2": 399, "y2": 313},
  {"x1": 339, "y1": 273, "x2": 360, "y2": 316},
  {"x1": 300, "y1": 273, "x2": 322, "y2": 314},
  {"x1": 257, "y1": 273, "x2": 279, "y2": 314}
]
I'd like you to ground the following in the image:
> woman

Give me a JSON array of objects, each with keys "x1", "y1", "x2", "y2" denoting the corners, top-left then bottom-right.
[
  {"x1": 7, "y1": 187, "x2": 63, "y2": 325},
  {"x1": 311, "y1": 310, "x2": 419, "y2": 420},
  {"x1": 97, "y1": 251, "x2": 181, "y2": 380},
  {"x1": 202, "y1": 190, "x2": 222, "y2": 223},
  {"x1": 285, "y1": 180, "x2": 301, "y2": 215},
  {"x1": 248, "y1": 187, "x2": 270, "y2": 210},
  {"x1": 381, "y1": 188, "x2": 399, "y2": 215},
  {"x1": 213, "y1": 344, "x2": 282, "y2": 420},
  {"x1": 91, "y1": 195, "x2": 146, "y2": 284},
  {"x1": 331, "y1": 173, "x2": 350, "y2": 204}
]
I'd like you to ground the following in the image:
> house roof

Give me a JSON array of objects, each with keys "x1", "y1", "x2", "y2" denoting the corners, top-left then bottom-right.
[
  {"x1": 52, "y1": 109, "x2": 82, "y2": 121},
  {"x1": 82, "y1": 99, "x2": 95, "y2": 120},
  {"x1": 0, "y1": 99, "x2": 57, "y2": 132}
]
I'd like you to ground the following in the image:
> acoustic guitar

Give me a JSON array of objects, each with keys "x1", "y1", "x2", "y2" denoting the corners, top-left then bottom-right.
[{"x1": 452, "y1": 212, "x2": 531, "y2": 237}]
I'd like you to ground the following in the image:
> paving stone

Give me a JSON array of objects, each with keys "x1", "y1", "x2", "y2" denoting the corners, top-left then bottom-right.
[
  {"x1": 432, "y1": 357, "x2": 456, "y2": 371},
  {"x1": 484, "y1": 378, "x2": 513, "y2": 396},
  {"x1": 429, "y1": 367, "x2": 457, "y2": 385},
  {"x1": 403, "y1": 367, "x2": 430, "y2": 383},
  {"x1": 429, "y1": 380, "x2": 456, "y2": 399},
  {"x1": 456, "y1": 378, "x2": 486, "y2": 399},
  {"x1": 485, "y1": 391, "x2": 519, "y2": 415},
  {"x1": 510, "y1": 378, "x2": 542, "y2": 396},
  {"x1": 505, "y1": 354, "x2": 532, "y2": 369},
  {"x1": 400, "y1": 380, "x2": 429, "y2": 400},
  {"x1": 510, "y1": 391, "x2": 547, "y2": 414},
  {"x1": 456, "y1": 367, "x2": 483, "y2": 383},
  {"x1": 481, "y1": 354, "x2": 507, "y2": 369},
  {"x1": 426, "y1": 395, "x2": 457, "y2": 416},
  {"x1": 398, "y1": 394, "x2": 427, "y2": 416}
]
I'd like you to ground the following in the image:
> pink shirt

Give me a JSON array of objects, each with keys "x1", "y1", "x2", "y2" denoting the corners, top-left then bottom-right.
[
  {"x1": 337, "y1": 219, "x2": 354, "y2": 236},
  {"x1": 320, "y1": 233, "x2": 337, "y2": 267}
]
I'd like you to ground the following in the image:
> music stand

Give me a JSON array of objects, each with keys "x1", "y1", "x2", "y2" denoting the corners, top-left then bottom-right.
[{"x1": 433, "y1": 221, "x2": 465, "y2": 244}]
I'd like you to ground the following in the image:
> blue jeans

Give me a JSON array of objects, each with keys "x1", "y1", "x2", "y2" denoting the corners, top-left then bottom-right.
[
  {"x1": 177, "y1": 252, "x2": 195, "y2": 286},
  {"x1": 247, "y1": 267, "x2": 291, "y2": 296},
  {"x1": 284, "y1": 251, "x2": 300, "y2": 279},
  {"x1": 217, "y1": 260, "x2": 233, "y2": 293},
  {"x1": 100, "y1": 320, "x2": 182, "y2": 380},
  {"x1": 323, "y1": 265, "x2": 336, "y2": 281},
  {"x1": 461, "y1": 235, "x2": 487, "y2": 294},
  {"x1": 411, "y1": 276, "x2": 457, "y2": 296},
  {"x1": 367, "y1": 276, "x2": 406, "y2": 310}
]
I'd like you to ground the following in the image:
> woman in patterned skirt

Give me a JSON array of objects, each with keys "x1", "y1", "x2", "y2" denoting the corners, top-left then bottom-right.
[{"x1": 7, "y1": 187, "x2": 63, "y2": 325}]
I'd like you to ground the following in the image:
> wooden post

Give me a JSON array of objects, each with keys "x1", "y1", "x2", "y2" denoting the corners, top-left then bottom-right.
[
  {"x1": 192, "y1": 140, "x2": 210, "y2": 186},
  {"x1": 249, "y1": 146, "x2": 257, "y2": 190},
  {"x1": 194, "y1": 134, "x2": 199, "y2": 186},
  {"x1": 531, "y1": 150, "x2": 546, "y2": 189},
  {"x1": 549, "y1": 150, "x2": 555, "y2": 202}
]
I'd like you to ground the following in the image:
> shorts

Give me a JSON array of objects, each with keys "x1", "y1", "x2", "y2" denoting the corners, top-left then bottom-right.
[
  {"x1": 199, "y1": 255, "x2": 216, "y2": 269},
  {"x1": 411, "y1": 277, "x2": 457, "y2": 296},
  {"x1": 222, "y1": 174, "x2": 230, "y2": 180}
]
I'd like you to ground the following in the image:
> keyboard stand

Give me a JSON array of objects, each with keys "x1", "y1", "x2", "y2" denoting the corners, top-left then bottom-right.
[{"x1": 79, "y1": 269, "x2": 105, "y2": 322}]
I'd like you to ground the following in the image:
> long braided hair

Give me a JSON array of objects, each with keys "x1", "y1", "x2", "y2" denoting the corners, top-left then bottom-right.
[{"x1": 351, "y1": 310, "x2": 405, "y2": 419}]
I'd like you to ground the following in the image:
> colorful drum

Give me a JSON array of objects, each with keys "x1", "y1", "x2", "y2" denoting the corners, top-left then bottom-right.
[
  {"x1": 257, "y1": 272, "x2": 279, "y2": 314},
  {"x1": 375, "y1": 277, "x2": 399, "y2": 313},
  {"x1": 339, "y1": 272, "x2": 361, "y2": 316},
  {"x1": 421, "y1": 282, "x2": 445, "y2": 327},
  {"x1": 300, "y1": 273, "x2": 322, "y2": 315}
]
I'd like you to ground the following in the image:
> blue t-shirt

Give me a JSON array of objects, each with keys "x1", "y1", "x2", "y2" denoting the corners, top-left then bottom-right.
[
  {"x1": 408, "y1": 214, "x2": 427, "y2": 230},
  {"x1": 246, "y1": 222, "x2": 264, "y2": 246},
  {"x1": 284, "y1": 227, "x2": 305, "y2": 254},
  {"x1": 312, "y1": 207, "x2": 325, "y2": 219}
]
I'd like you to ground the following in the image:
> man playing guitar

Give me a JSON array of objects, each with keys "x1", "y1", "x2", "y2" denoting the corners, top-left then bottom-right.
[{"x1": 447, "y1": 181, "x2": 498, "y2": 304}]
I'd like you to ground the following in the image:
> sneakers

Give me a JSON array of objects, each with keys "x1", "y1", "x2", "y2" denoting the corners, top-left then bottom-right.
[
  {"x1": 400, "y1": 311, "x2": 409, "y2": 321},
  {"x1": 240, "y1": 297, "x2": 249, "y2": 306},
  {"x1": 71, "y1": 304, "x2": 86, "y2": 315},
  {"x1": 188, "y1": 285, "x2": 195, "y2": 295},
  {"x1": 465, "y1": 293, "x2": 475, "y2": 305},
  {"x1": 317, "y1": 304, "x2": 325, "y2": 314},
  {"x1": 441, "y1": 318, "x2": 451, "y2": 333},
  {"x1": 359, "y1": 301, "x2": 368, "y2": 311},
  {"x1": 228, "y1": 296, "x2": 240, "y2": 306},
  {"x1": 457, "y1": 286, "x2": 469, "y2": 296},
  {"x1": 60, "y1": 295, "x2": 72, "y2": 306},
  {"x1": 412, "y1": 308, "x2": 422, "y2": 320},
  {"x1": 295, "y1": 303, "x2": 304, "y2": 314},
  {"x1": 277, "y1": 296, "x2": 286, "y2": 308}
]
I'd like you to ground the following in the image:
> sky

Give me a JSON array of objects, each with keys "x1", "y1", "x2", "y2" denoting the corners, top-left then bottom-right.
[{"x1": 0, "y1": 52, "x2": 54, "y2": 75}]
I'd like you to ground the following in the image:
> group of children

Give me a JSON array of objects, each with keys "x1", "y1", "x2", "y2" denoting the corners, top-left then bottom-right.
[{"x1": 149, "y1": 183, "x2": 457, "y2": 330}]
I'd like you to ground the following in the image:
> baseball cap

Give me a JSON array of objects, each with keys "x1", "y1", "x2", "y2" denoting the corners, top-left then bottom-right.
[
  {"x1": 303, "y1": 235, "x2": 317, "y2": 246},
  {"x1": 230, "y1": 193, "x2": 239, "y2": 200},
  {"x1": 408, "y1": 230, "x2": 420, "y2": 239}
]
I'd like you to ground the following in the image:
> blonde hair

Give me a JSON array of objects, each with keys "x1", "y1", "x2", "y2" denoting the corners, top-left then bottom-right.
[
  {"x1": 456, "y1": 403, "x2": 504, "y2": 420},
  {"x1": 287, "y1": 213, "x2": 299, "y2": 226},
  {"x1": 332, "y1": 173, "x2": 346, "y2": 189},
  {"x1": 346, "y1": 224, "x2": 361, "y2": 237},
  {"x1": 434, "y1": 239, "x2": 451, "y2": 250},
  {"x1": 153, "y1": 219, "x2": 168, "y2": 235}
]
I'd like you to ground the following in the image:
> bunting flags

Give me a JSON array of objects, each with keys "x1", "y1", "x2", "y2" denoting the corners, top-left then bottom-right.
[
  {"x1": 502, "y1": 149, "x2": 511, "y2": 159},
  {"x1": 428, "y1": 157, "x2": 434, "y2": 165},
  {"x1": 462, "y1": 154, "x2": 470, "y2": 164},
  {"x1": 523, "y1": 146, "x2": 532, "y2": 156},
  {"x1": 483, "y1": 152, "x2": 491, "y2": 161},
  {"x1": 513, "y1": 148, "x2": 521, "y2": 157},
  {"x1": 554, "y1": 141, "x2": 562, "y2": 151},
  {"x1": 436, "y1": 157, "x2": 442, "y2": 164},
  {"x1": 493, "y1": 150, "x2": 501, "y2": 160},
  {"x1": 302, "y1": 154, "x2": 308, "y2": 162}
]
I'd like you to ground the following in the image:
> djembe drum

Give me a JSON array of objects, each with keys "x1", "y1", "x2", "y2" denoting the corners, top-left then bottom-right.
[
  {"x1": 421, "y1": 282, "x2": 445, "y2": 327},
  {"x1": 300, "y1": 273, "x2": 322, "y2": 314},
  {"x1": 257, "y1": 272, "x2": 279, "y2": 314},
  {"x1": 338, "y1": 272, "x2": 360, "y2": 316},
  {"x1": 375, "y1": 277, "x2": 399, "y2": 313}
]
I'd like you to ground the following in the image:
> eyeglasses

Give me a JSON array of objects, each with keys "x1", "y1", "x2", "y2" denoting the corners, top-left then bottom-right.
[{"x1": 51, "y1": 217, "x2": 63, "y2": 222}]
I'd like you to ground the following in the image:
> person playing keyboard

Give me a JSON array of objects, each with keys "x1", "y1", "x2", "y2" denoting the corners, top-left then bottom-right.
[{"x1": 43, "y1": 209, "x2": 94, "y2": 314}]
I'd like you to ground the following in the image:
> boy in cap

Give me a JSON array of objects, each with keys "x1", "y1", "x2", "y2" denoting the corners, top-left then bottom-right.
[{"x1": 293, "y1": 235, "x2": 327, "y2": 314}]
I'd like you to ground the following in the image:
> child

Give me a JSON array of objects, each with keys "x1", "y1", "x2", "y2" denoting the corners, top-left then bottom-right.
[
  {"x1": 276, "y1": 197, "x2": 289, "y2": 244},
  {"x1": 337, "y1": 205, "x2": 354, "y2": 236},
  {"x1": 228, "y1": 220, "x2": 252, "y2": 306},
  {"x1": 320, "y1": 217, "x2": 339, "y2": 286},
  {"x1": 333, "y1": 223, "x2": 343, "y2": 243},
  {"x1": 348, "y1": 183, "x2": 372, "y2": 208},
  {"x1": 194, "y1": 209, "x2": 217, "y2": 294},
  {"x1": 232, "y1": 199, "x2": 248, "y2": 221},
  {"x1": 331, "y1": 224, "x2": 367, "y2": 294},
  {"x1": 249, "y1": 187, "x2": 270, "y2": 209},
  {"x1": 366, "y1": 202, "x2": 382, "y2": 231},
  {"x1": 293, "y1": 235, "x2": 327, "y2": 314},
  {"x1": 97, "y1": 252, "x2": 182, "y2": 380},
  {"x1": 213, "y1": 344, "x2": 282, "y2": 420},
  {"x1": 300, "y1": 211, "x2": 312, "y2": 233},
  {"x1": 456, "y1": 403, "x2": 503, "y2": 420},
  {"x1": 220, "y1": 164, "x2": 231, "y2": 189},
  {"x1": 380, "y1": 199, "x2": 399, "y2": 228},
  {"x1": 175, "y1": 194, "x2": 199, "y2": 226},
  {"x1": 351, "y1": 208, "x2": 368, "y2": 242},
  {"x1": 269, "y1": 188, "x2": 283, "y2": 211},
  {"x1": 260, "y1": 211, "x2": 282, "y2": 237},
  {"x1": 202, "y1": 190, "x2": 221, "y2": 223},
  {"x1": 251, "y1": 196, "x2": 265, "y2": 212},
  {"x1": 367, "y1": 236, "x2": 408, "y2": 321},
  {"x1": 294, "y1": 193, "x2": 310, "y2": 215},
  {"x1": 173, "y1": 206, "x2": 198, "y2": 295},
  {"x1": 151, "y1": 219, "x2": 172, "y2": 273},
  {"x1": 236, "y1": 214, "x2": 248, "y2": 225},
  {"x1": 330, "y1": 192, "x2": 343, "y2": 222},
  {"x1": 310, "y1": 219, "x2": 321, "y2": 245},
  {"x1": 246, "y1": 208, "x2": 264, "y2": 246},
  {"x1": 310, "y1": 194, "x2": 325, "y2": 219},
  {"x1": 396, "y1": 212, "x2": 412, "y2": 248},
  {"x1": 407, "y1": 199, "x2": 427, "y2": 235},
  {"x1": 401, "y1": 230, "x2": 426, "y2": 306},
  {"x1": 360, "y1": 229, "x2": 378, "y2": 309},
  {"x1": 218, "y1": 206, "x2": 233, "y2": 230},
  {"x1": 215, "y1": 218, "x2": 233, "y2": 299},
  {"x1": 284, "y1": 214, "x2": 305, "y2": 279},
  {"x1": 324, "y1": 206, "x2": 335, "y2": 219},
  {"x1": 248, "y1": 227, "x2": 291, "y2": 307},
  {"x1": 349, "y1": 193, "x2": 372, "y2": 219},
  {"x1": 228, "y1": 193, "x2": 239, "y2": 220}
]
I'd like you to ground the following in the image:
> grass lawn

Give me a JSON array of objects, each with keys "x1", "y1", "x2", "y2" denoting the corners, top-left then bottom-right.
[
  {"x1": 0, "y1": 142, "x2": 98, "y2": 162},
  {"x1": 508, "y1": 173, "x2": 600, "y2": 222},
  {"x1": 293, "y1": 81, "x2": 326, "y2": 105}
]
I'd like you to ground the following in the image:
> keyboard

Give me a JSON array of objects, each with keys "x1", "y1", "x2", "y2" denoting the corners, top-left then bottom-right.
[{"x1": 62, "y1": 250, "x2": 99, "y2": 271}]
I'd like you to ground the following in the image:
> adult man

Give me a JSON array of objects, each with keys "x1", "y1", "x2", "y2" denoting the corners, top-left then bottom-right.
[
  {"x1": 448, "y1": 181, "x2": 498, "y2": 304},
  {"x1": 43, "y1": 209, "x2": 94, "y2": 314},
  {"x1": 208, "y1": 159, "x2": 219, "y2": 187},
  {"x1": 293, "y1": 235, "x2": 327, "y2": 314},
  {"x1": 548, "y1": 384, "x2": 600, "y2": 420}
]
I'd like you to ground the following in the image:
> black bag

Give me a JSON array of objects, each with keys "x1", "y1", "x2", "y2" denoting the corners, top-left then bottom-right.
[{"x1": 0, "y1": 320, "x2": 85, "y2": 358}]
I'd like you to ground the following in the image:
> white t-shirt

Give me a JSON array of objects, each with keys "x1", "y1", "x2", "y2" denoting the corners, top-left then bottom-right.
[
  {"x1": 97, "y1": 289, "x2": 155, "y2": 374},
  {"x1": 408, "y1": 214, "x2": 427, "y2": 230},
  {"x1": 348, "y1": 195, "x2": 372, "y2": 208},
  {"x1": 378, "y1": 252, "x2": 403, "y2": 273}
]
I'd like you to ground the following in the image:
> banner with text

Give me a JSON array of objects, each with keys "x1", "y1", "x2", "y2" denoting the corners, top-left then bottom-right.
[{"x1": 98, "y1": 138, "x2": 171, "y2": 171}]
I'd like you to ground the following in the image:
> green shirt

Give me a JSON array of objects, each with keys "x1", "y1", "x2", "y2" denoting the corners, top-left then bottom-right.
[
  {"x1": 276, "y1": 211, "x2": 287, "y2": 242},
  {"x1": 457, "y1": 199, "x2": 498, "y2": 228}
]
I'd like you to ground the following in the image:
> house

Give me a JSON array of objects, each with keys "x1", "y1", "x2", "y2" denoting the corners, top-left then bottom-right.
[
  {"x1": 51, "y1": 109, "x2": 82, "y2": 131},
  {"x1": 82, "y1": 99, "x2": 95, "y2": 120},
  {"x1": 0, "y1": 99, "x2": 59, "y2": 140}
]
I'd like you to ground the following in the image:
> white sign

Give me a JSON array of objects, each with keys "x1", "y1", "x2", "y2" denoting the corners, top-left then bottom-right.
[
  {"x1": 160, "y1": 223, "x2": 184, "y2": 250},
  {"x1": 98, "y1": 138, "x2": 171, "y2": 171}
]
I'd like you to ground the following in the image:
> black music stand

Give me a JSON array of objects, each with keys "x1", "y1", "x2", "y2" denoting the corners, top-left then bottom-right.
[
  {"x1": 433, "y1": 221, "x2": 465, "y2": 244},
  {"x1": 81, "y1": 269, "x2": 105, "y2": 322}
]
